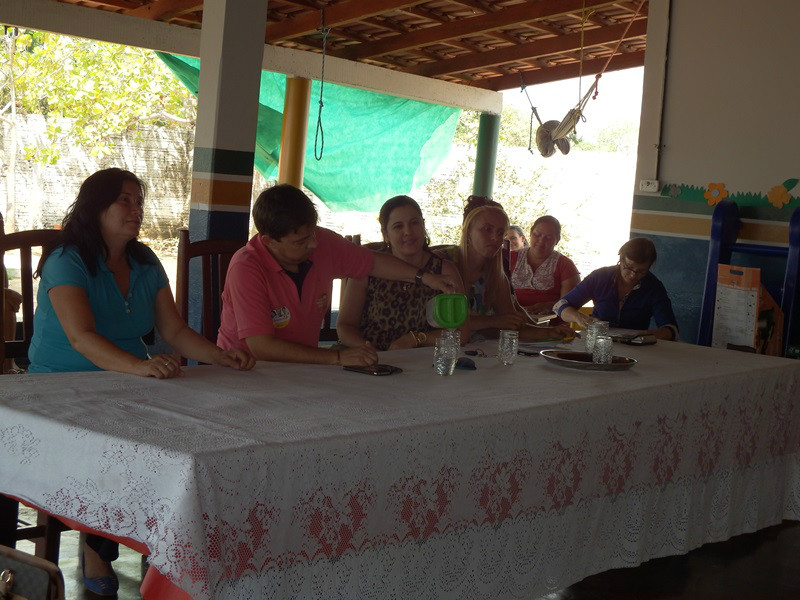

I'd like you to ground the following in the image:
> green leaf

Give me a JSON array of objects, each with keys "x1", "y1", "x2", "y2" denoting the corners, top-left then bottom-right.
[{"x1": 782, "y1": 178, "x2": 799, "y2": 193}]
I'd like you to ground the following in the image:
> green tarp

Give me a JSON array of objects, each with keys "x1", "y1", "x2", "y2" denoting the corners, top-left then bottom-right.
[{"x1": 158, "y1": 53, "x2": 460, "y2": 212}]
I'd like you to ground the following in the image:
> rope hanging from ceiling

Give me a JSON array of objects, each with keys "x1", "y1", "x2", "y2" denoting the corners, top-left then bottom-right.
[
  {"x1": 313, "y1": 8, "x2": 330, "y2": 161},
  {"x1": 521, "y1": 0, "x2": 647, "y2": 157}
]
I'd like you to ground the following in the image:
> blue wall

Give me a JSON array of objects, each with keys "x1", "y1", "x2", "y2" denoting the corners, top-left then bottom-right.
[{"x1": 645, "y1": 234, "x2": 708, "y2": 344}]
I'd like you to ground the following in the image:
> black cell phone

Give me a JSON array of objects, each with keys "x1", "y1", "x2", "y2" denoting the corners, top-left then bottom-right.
[
  {"x1": 343, "y1": 364, "x2": 403, "y2": 376},
  {"x1": 517, "y1": 349, "x2": 540, "y2": 357},
  {"x1": 622, "y1": 334, "x2": 657, "y2": 345}
]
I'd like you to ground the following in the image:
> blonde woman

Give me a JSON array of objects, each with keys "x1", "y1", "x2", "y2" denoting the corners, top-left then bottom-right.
[{"x1": 437, "y1": 196, "x2": 572, "y2": 341}]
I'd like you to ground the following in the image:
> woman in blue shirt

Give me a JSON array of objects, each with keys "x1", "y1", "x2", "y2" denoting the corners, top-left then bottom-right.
[
  {"x1": 554, "y1": 237, "x2": 678, "y2": 340},
  {"x1": 29, "y1": 168, "x2": 254, "y2": 596}
]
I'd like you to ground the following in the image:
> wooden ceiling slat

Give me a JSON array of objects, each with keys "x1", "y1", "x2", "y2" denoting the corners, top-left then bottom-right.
[
  {"x1": 266, "y1": 0, "x2": 425, "y2": 42},
  {"x1": 44, "y1": 0, "x2": 648, "y2": 89},
  {"x1": 125, "y1": 0, "x2": 202, "y2": 20},
  {"x1": 405, "y1": 17, "x2": 646, "y2": 77},
  {"x1": 473, "y1": 49, "x2": 645, "y2": 91},
  {"x1": 341, "y1": 0, "x2": 620, "y2": 60},
  {"x1": 75, "y1": 0, "x2": 141, "y2": 10}
]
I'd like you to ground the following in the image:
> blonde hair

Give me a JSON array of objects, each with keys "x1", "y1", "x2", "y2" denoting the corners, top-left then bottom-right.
[{"x1": 454, "y1": 204, "x2": 509, "y2": 312}]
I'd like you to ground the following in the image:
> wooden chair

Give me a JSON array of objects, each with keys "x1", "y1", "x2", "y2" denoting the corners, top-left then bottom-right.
[
  {"x1": 0, "y1": 220, "x2": 66, "y2": 565},
  {"x1": 1, "y1": 224, "x2": 61, "y2": 369},
  {"x1": 319, "y1": 234, "x2": 364, "y2": 344},
  {"x1": 175, "y1": 228, "x2": 245, "y2": 346}
]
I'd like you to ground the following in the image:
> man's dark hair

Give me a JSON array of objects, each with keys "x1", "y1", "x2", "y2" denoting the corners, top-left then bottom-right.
[{"x1": 252, "y1": 184, "x2": 318, "y2": 239}]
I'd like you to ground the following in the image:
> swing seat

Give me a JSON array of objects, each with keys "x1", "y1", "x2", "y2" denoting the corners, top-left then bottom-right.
[{"x1": 535, "y1": 120, "x2": 571, "y2": 157}]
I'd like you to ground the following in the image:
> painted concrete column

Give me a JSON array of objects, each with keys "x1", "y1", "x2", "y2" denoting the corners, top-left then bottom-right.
[
  {"x1": 189, "y1": 0, "x2": 267, "y2": 242},
  {"x1": 185, "y1": 0, "x2": 266, "y2": 341},
  {"x1": 472, "y1": 112, "x2": 501, "y2": 199},
  {"x1": 277, "y1": 77, "x2": 312, "y2": 189}
]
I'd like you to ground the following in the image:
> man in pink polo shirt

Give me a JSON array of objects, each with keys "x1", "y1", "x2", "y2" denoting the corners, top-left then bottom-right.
[{"x1": 217, "y1": 184, "x2": 457, "y2": 366}]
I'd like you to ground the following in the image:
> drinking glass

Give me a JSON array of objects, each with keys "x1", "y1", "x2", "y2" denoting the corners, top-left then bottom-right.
[
  {"x1": 497, "y1": 330, "x2": 519, "y2": 366},
  {"x1": 433, "y1": 329, "x2": 460, "y2": 376},
  {"x1": 584, "y1": 320, "x2": 609, "y2": 353},
  {"x1": 592, "y1": 335, "x2": 614, "y2": 364}
]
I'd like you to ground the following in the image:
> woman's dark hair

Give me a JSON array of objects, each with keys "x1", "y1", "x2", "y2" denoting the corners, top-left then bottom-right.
[
  {"x1": 508, "y1": 225, "x2": 525, "y2": 238},
  {"x1": 619, "y1": 237, "x2": 657, "y2": 266},
  {"x1": 252, "y1": 183, "x2": 318, "y2": 239},
  {"x1": 531, "y1": 215, "x2": 562, "y2": 241},
  {"x1": 378, "y1": 195, "x2": 430, "y2": 249},
  {"x1": 36, "y1": 168, "x2": 153, "y2": 277}
]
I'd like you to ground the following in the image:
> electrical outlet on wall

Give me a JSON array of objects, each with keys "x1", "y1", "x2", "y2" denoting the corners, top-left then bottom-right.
[{"x1": 639, "y1": 179, "x2": 660, "y2": 193}]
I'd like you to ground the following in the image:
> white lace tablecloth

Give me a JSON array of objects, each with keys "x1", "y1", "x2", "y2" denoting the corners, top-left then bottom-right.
[{"x1": 2, "y1": 341, "x2": 800, "y2": 599}]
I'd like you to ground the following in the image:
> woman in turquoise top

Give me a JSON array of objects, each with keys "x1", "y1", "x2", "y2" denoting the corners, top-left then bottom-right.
[{"x1": 28, "y1": 168, "x2": 254, "y2": 596}]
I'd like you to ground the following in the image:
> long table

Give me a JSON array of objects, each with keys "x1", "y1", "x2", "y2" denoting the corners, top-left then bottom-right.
[{"x1": 2, "y1": 341, "x2": 800, "y2": 599}]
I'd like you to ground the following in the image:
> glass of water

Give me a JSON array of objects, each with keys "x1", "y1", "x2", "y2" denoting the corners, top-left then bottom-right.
[
  {"x1": 592, "y1": 335, "x2": 614, "y2": 364},
  {"x1": 433, "y1": 329, "x2": 460, "y2": 376},
  {"x1": 584, "y1": 320, "x2": 609, "y2": 353},
  {"x1": 497, "y1": 329, "x2": 519, "y2": 365}
]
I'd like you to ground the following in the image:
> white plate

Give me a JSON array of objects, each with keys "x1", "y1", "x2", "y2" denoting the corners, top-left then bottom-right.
[{"x1": 540, "y1": 350, "x2": 637, "y2": 371}]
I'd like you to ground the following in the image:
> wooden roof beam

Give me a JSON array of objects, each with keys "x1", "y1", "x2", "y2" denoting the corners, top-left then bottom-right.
[
  {"x1": 79, "y1": 0, "x2": 139, "y2": 10},
  {"x1": 125, "y1": 0, "x2": 202, "y2": 21},
  {"x1": 265, "y1": 0, "x2": 425, "y2": 42},
  {"x1": 342, "y1": 0, "x2": 619, "y2": 60},
  {"x1": 472, "y1": 49, "x2": 645, "y2": 91},
  {"x1": 405, "y1": 17, "x2": 645, "y2": 77}
]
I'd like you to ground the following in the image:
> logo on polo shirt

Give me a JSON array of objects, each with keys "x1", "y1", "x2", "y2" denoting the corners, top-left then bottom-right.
[{"x1": 271, "y1": 306, "x2": 291, "y2": 328}]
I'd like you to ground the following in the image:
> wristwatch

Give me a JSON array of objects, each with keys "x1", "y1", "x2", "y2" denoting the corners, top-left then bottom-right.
[{"x1": 414, "y1": 268, "x2": 426, "y2": 286}]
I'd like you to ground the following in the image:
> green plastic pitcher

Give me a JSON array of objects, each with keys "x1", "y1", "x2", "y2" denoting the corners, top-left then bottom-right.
[{"x1": 426, "y1": 294, "x2": 468, "y2": 329}]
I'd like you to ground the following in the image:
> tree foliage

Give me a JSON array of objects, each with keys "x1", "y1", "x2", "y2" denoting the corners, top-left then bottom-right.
[
  {"x1": 453, "y1": 107, "x2": 534, "y2": 149},
  {"x1": 1, "y1": 28, "x2": 197, "y2": 163},
  {"x1": 419, "y1": 140, "x2": 552, "y2": 245}
]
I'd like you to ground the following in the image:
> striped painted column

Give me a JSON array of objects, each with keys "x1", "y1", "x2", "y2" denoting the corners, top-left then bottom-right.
[
  {"x1": 186, "y1": 0, "x2": 267, "y2": 339},
  {"x1": 189, "y1": 0, "x2": 268, "y2": 242},
  {"x1": 190, "y1": 149, "x2": 256, "y2": 240}
]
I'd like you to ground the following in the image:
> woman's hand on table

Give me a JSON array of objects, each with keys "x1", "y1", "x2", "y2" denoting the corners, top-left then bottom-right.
[
  {"x1": 524, "y1": 301, "x2": 556, "y2": 314},
  {"x1": 561, "y1": 306, "x2": 593, "y2": 329},
  {"x1": 213, "y1": 349, "x2": 256, "y2": 370},
  {"x1": 137, "y1": 353, "x2": 184, "y2": 379},
  {"x1": 338, "y1": 343, "x2": 379, "y2": 367}
]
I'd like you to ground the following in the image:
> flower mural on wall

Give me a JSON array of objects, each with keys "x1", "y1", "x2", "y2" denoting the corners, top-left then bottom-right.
[
  {"x1": 659, "y1": 178, "x2": 798, "y2": 209},
  {"x1": 767, "y1": 178, "x2": 798, "y2": 209},
  {"x1": 704, "y1": 182, "x2": 729, "y2": 206},
  {"x1": 667, "y1": 184, "x2": 682, "y2": 198}
]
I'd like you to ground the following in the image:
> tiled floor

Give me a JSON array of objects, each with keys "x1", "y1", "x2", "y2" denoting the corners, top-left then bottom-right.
[{"x1": 16, "y1": 508, "x2": 800, "y2": 599}]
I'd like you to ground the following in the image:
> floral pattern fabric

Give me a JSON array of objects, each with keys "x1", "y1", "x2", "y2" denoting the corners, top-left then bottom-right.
[{"x1": 1, "y1": 342, "x2": 799, "y2": 599}]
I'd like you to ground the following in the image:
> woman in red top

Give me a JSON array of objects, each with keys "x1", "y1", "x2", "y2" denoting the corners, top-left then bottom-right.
[{"x1": 509, "y1": 215, "x2": 580, "y2": 314}]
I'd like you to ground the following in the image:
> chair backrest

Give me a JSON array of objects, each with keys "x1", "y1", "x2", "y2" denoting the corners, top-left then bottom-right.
[
  {"x1": 0, "y1": 544, "x2": 65, "y2": 600},
  {"x1": 319, "y1": 234, "x2": 364, "y2": 344},
  {"x1": 175, "y1": 229, "x2": 245, "y2": 345},
  {"x1": 1, "y1": 225, "x2": 61, "y2": 363}
]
